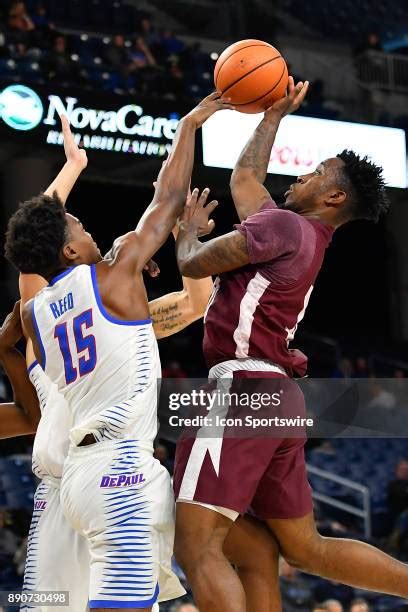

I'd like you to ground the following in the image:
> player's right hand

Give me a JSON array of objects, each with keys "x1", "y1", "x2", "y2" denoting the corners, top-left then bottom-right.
[
  {"x1": 265, "y1": 76, "x2": 309, "y2": 118},
  {"x1": 186, "y1": 91, "x2": 235, "y2": 128},
  {"x1": 179, "y1": 187, "x2": 219, "y2": 236},
  {"x1": 61, "y1": 114, "x2": 88, "y2": 169},
  {"x1": 0, "y1": 302, "x2": 23, "y2": 353}
]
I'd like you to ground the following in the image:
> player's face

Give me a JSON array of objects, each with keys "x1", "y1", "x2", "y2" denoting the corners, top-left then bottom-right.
[
  {"x1": 65, "y1": 214, "x2": 102, "y2": 265},
  {"x1": 283, "y1": 157, "x2": 345, "y2": 214}
]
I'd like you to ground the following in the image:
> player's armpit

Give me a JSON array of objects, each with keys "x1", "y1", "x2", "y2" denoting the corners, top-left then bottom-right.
[
  {"x1": 230, "y1": 176, "x2": 272, "y2": 222},
  {"x1": 0, "y1": 403, "x2": 37, "y2": 439},
  {"x1": 149, "y1": 291, "x2": 195, "y2": 339},
  {"x1": 177, "y1": 230, "x2": 250, "y2": 279}
]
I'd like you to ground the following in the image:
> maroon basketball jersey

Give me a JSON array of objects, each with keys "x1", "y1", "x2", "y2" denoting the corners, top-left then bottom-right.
[{"x1": 203, "y1": 201, "x2": 334, "y2": 376}]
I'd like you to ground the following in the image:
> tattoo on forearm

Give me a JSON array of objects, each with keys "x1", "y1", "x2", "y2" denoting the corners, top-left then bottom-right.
[
  {"x1": 150, "y1": 302, "x2": 188, "y2": 333},
  {"x1": 236, "y1": 115, "x2": 281, "y2": 182},
  {"x1": 177, "y1": 231, "x2": 249, "y2": 278}
]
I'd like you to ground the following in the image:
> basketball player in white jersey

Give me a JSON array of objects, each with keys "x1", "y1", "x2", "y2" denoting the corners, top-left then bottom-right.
[
  {"x1": 3, "y1": 113, "x2": 282, "y2": 612},
  {"x1": 4, "y1": 93, "x2": 235, "y2": 611}
]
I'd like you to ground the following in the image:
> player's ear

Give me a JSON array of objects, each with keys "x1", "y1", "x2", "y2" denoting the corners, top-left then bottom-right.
[
  {"x1": 63, "y1": 242, "x2": 79, "y2": 262},
  {"x1": 325, "y1": 189, "x2": 346, "y2": 208}
]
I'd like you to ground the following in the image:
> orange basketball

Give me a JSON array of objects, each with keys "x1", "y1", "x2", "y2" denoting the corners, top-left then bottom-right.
[{"x1": 214, "y1": 39, "x2": 288, "y2": 114}]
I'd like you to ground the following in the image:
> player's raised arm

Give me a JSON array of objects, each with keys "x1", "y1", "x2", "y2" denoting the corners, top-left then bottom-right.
[
  {"x1": 0, "y1": 303, "x2": 40, "y2": 438},
  {"x1": 230, "y1": 77, "x2": 309, "y2": 221},
  {"x1": 106, "y1": 93, "x2": 234, "y2": 275},
  {"x1": 176, "y1": 187, "x2": 251, "y2": 279},
  {"x1": 44, "y1": 115, "x2": 88, "y2": 206},
  {"x1": 149, "y1": 274, "x2": 213, "y2": 339}
]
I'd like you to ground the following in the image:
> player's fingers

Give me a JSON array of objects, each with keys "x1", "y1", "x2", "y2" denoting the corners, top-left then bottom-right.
[
  {"x1": 208, "y1": 219, "x2": 215, "y2": 231},
  {"x1": 205, "y1": 199, "x2": 219, "y2": 214},
  {"x1": 205, "y1": 90, "x2": 222, "y2": 101},
  {"x1": 60, "y1": 114, "x2": 72, "y2": 136},
  {"x1": 186, "y1": 188, "x2": 199, "y2": 216},
  {"x1": 197, "y1": 187, "x2": 210, "y2": 208},
  {"x1": 287, "y1": 76, "x2": 295, "y2": 95},
  {"x1": 293, "y1": 81, "x2": 309, "y2": 108}
]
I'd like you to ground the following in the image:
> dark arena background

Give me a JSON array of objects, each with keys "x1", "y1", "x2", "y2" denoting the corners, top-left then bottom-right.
[{"x1": 0, "y1": 0, "x2": 407, "y2": 611}]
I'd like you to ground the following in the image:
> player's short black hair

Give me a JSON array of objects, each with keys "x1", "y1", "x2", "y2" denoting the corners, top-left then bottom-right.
[
  {"x1": 5, "y1": 192, "x2": 69, "y2": 277},
  {"x1": 336, "y1": 150, "x2": 390, "y2": 222}
]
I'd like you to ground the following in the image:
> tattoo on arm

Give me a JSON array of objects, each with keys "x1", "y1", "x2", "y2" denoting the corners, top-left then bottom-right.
[
  {"x1": 177, "y1": 230, "x2": 249, "y2": 279},
  {"x1": 150, "y1": 301, "x2": 189, "y2": 336},
  {"x1": 235, "y1": 113, "x2": 281, "y2": 183}
]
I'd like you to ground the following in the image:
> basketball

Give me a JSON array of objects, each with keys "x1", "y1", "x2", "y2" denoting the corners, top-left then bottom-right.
[{"x1": 214, "y1": 39, "x2": 288, "y2": 114}]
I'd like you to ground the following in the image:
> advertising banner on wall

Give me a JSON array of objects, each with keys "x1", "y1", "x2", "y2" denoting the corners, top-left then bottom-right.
[
  {"x1": 0, "y1": 83, "x2": 183, "y2": 159},
  {"x1": 202, "y1": 111, "x2": 407, "y2": 189}
]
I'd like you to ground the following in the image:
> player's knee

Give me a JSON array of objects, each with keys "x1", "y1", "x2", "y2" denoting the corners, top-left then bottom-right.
[{"x1": 280, "y1": 532, "x2": 324, "y2": 572}]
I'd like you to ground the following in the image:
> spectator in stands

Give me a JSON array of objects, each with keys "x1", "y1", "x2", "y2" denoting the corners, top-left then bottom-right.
[
  {"x1": 314, "y1": 580, "x2": 354, "y2": 609},
  {"x1": 159, "y1": 29, "x2": 185, "y2": 58},
  {"x1": 138, "y1": 17, "x2": 160, "y2": 52},
  {"x1": 7, "y1": 1, "x2": 35, "y2": 34},
  {"x1": 366, "y1": 380, "x2": 396, "y2": 410},
  {"x1": 388, "y1": 459, "x2": 408, "y2": 520},
  {"x1": 44, "y1": 35, "x2": 76, "y2": 85},
  {"x1": 393, "y1": 368, "x2": 406, "y2": 378},
  {"x1": 166, "y1": 59, "x2": 185, "y2": 98},
  {"x1": 354, "y1": 356, "x2": 370, "y2": 378},
  {"x1": 350, "y1": 598, "x2": 370, "y2": 612},
  {"x1": 320, "y1": 600, "x2": 343, "y2": 612},
  {"x1": 355, "y1": 33, "x2": 383, "y2": 56},
  {"x1": 105, "y1": 34, "x2": 130, "y2": 70},
  {"x1": 280, "y1": 559, "x2": 314, "y2": 611},
  {"x1": 31, "y1": 2, "x2": 54, "y2": 45},
  {"x1": 130, "y1": 37, "x2": 157, "y2": 69}
]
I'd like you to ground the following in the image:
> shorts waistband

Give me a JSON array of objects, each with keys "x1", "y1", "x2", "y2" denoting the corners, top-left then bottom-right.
[
  {"x1": 67, "y1": 438, "x2": 153, "y2": 460},
  {"x1": 209, "y1": 358, "x2": 287, "y2": 379}
]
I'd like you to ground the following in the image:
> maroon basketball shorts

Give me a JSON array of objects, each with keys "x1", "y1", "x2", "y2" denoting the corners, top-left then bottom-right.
[{"x1": 173, "y1": 368, "x2": 313, "y2": 520}]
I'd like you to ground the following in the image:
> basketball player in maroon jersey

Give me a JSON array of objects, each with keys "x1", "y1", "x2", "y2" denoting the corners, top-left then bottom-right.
[{"x1": 173, "y1": 78, "x2": 408, "y2": 611}]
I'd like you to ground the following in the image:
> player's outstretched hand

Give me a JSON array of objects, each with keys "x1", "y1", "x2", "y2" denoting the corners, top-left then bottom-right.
[
  {"x1": 179, "y1": 188, "x2": 219, "y2": 236},
  {"x1": 0, "y1": 302, "x2": 22, "y2": 354},
  {"x1": 144, "y1": 259, "x2": 160, "y2": 278},
  {"x1": 265, "y1": 76, "x2": 309, "y2": 118},
  {"x1": 61, "y1": 114, "x2": 88, "y2": 169},
  {"x1": 186, "y1": 92, "x2": 235, "y2": 129}
]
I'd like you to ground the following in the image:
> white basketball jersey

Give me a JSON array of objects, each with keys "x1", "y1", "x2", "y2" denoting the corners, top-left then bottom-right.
[
  {"x1": 32, "y1": 264, "x2": 161, "y2": 446},
  {"x1": 29, "y1": 362, "x2": 71, "y2": 479}
]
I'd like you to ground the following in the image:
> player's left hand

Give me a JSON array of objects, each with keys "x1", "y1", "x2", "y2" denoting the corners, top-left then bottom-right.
[
  {"x1": 179, "y1": 188, "x2": 219, "y2": 236},
  {"x1": 186, "y1": 92, "x2": 235, "y2": 129},
  {"x1": 61, "y1": 114, "x2": 88, "y2": 169},
  {"x1": 265, "y1": 76, "x2": 309, "y2": 118},
  {"x1": 0, "y1": 302, "x2": 23, "y2": 354}
]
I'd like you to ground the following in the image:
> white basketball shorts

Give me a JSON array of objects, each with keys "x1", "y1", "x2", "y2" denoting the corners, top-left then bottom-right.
[{"x1": 60, "y1": 438, "x2": 185, "y2": 609}]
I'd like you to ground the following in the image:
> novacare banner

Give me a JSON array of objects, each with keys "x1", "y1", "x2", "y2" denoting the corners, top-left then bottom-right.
[
  {"x1": 202, "y1": 110, "x2": 407, "y2": 189},
  {"x1": 0, "y1": 83, "x2": 181, "y2": 158}
]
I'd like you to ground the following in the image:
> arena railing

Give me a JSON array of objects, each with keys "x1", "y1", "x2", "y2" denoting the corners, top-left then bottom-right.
[
  {"x1": 306, "y1": 463, "x2": 372, "y2": 538},
  {"x1": 355, "y1": 49, "x2": 408, "y2": 93}
]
